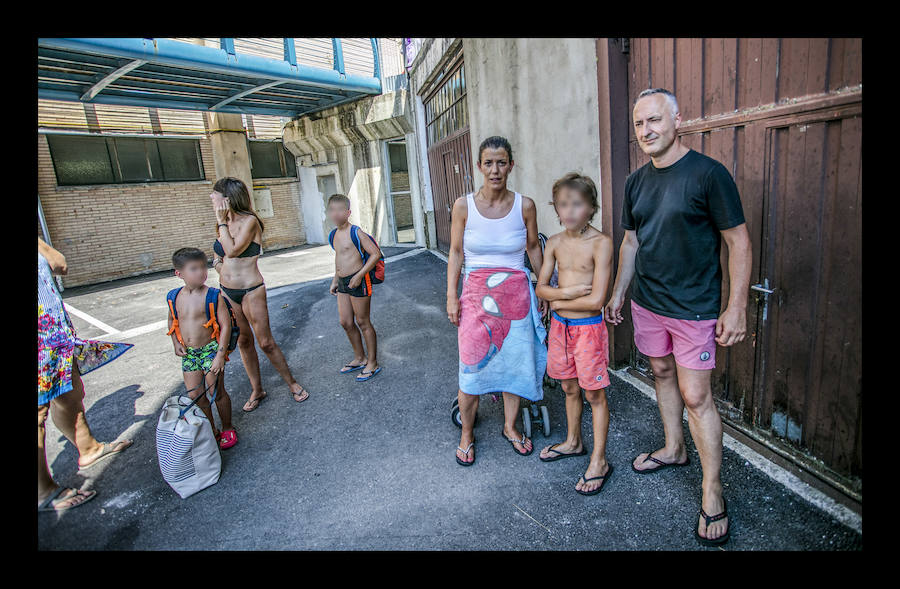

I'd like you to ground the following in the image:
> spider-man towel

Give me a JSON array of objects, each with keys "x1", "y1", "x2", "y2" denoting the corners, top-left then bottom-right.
[{"x1": 457, "y1": 267, "x2": 547, "y2": 401}]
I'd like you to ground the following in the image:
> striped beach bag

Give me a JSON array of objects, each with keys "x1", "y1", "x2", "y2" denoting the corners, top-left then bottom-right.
[{"x1": 156, "y1": 380, "x2": 221, "y2": 499}]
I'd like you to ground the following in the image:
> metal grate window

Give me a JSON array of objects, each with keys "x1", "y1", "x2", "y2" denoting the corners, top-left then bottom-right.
[
  {"x1": 424, "y1": 62, "x2": 467, "y2": 147},
  {"x1": 46, "y1": 134, "x2": 204, "y2": 186}
]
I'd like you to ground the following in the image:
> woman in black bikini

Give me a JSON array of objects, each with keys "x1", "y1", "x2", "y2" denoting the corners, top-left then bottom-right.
[{"x1": 210, "y1": 177, "x2": 310, "y2": 411}]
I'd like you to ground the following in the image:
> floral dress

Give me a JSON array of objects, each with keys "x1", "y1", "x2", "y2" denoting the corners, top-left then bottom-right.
[{"x1": 38, "y1": 252, "x2": 133, "y2": 406}]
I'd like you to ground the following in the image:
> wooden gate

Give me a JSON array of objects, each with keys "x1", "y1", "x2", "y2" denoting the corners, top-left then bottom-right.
[
  {"x1": 616, "y1": 38, "x2": 862, "y2": 492},
  {"x1": 428, "y1": 130, "x2": 474, "y2": 252}
]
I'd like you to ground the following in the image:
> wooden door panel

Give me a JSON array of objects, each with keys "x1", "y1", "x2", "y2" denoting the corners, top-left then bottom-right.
[{"x1": 760, "y1": 114, "x2": 862, "y2": 477}]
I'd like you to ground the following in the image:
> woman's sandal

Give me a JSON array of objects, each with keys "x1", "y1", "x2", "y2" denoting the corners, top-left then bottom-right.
[
  {"x1": 575, "y1": 464, "x2": 614, "y2": 496},
  {"x1": 38, "y1": 487, "x2": 98, "y2": 512},
  {"x1": 501, "y1": 428, "x2": 534, "y2": 457},
  {"x1": 77, "y1": 439, "x2": 133, "y2": 471},
  {"x1": 631, "y1": 451, "x2": 690, "y2": 474},
  {"x1": 242, "y1": 392, "x2": 267, "y2": 412},
  {"x1": 456, "y1": 441, "x2": 476, "y2": 466},
  {"x1": 695, "y1": 498, "x2": 730, "y2": 547}
]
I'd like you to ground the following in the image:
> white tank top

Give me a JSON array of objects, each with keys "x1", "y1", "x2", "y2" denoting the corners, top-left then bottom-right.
[{"x1": 463, "y1": 191, "x2": 527, "y2": 271}]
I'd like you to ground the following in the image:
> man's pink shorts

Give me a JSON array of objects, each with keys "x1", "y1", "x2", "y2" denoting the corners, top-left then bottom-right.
[{"x1": 631, "y1": 300, "x2": 717, "y2": 370}]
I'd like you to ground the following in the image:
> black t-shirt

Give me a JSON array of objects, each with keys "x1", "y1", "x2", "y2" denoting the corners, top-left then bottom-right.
[{"x1": 622, "y1": 149, "x2": 745, "y2": 320}]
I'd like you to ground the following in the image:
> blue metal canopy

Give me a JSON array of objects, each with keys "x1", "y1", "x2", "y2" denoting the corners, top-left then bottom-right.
[{"x1": 38, "y1": 38, "x2": 383, "y2": 118}]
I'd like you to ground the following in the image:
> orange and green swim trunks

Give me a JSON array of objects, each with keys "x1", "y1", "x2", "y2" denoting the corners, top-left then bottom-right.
[{"x1": 547, "y1": 311, "x2": 611, "y2": 390}]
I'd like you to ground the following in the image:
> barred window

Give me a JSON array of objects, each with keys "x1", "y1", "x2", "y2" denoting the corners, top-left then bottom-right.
[{"x1": 424, "y1": 62, "x2": 467, "y2": 147}]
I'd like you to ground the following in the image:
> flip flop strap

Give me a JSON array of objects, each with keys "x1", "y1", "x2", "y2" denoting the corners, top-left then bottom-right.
[
  {"x1": 581, "y1": 471, "x2": 610, "y2": 483},
  {"x1": 507, "y1": 433, "x2": 526, "y2": 444},
  {"x1": 457, "y1": 443, "x2": 474, "y2": 455},
  {"x1": 700, "y1": 507, "x2": 728, "y2": 526},
  {"x1": 643, "y1": 452, "x2": 668, "y2": 467}
]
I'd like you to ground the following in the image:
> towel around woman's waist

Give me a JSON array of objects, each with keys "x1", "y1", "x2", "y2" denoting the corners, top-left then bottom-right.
[{"x1": 457, "y1": 266, "x2": 547, "y2": 401}]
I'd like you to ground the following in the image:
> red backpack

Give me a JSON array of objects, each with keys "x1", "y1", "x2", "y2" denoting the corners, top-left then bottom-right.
[{"x1": 328, "y1": 224, "x2": 385, "y2": 285}]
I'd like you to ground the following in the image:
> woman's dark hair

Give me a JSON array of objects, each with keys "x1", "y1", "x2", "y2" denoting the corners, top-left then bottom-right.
[
  {"x1": 172, "y1": 247, "x2": 207, "y2": 270},
  {"x1": 213, "y1": 177, "x2": 265, "y2": 233},
  {"x1": 478, "y1": 136, "x2": 513, "y2": 163}
]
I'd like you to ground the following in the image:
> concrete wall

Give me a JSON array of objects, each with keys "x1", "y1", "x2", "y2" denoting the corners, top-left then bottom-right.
[
  {"x1": 462, "y1": 38, "x2": 603, "y2": 235},
  {"x1": 283, "y1": 89, "x2": 416, "y2": 246},
  {"x1": 38, "y1": 134, "x2": 306, "y2": 287}
]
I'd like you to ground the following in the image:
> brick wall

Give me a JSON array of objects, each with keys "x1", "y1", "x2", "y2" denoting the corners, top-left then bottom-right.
[
  {"x1": 250, "y1": 177, "x2": 306, "y2": 251},
  {"x1": 38, "y1": 134, "x2": 307, "y2": 287}
]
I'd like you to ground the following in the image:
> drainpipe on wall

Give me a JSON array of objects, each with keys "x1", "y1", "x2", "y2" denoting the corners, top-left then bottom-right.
[{"x1": 38, "y1": 194, "x2": 64, "y2": 292}]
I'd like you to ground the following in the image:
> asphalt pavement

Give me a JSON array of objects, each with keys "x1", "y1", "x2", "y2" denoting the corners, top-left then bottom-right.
[{"x1": 37, "y1": 245, "x2": 863, "y2": 550}]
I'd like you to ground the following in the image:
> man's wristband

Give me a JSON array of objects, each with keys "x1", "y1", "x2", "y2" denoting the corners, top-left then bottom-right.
[{"x1": 217, "y1": 223, "x2": 228, "y2": 229}]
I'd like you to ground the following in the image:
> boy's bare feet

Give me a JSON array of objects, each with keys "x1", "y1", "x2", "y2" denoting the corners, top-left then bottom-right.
[
  {"x1": 575, "y1": 458, "x2": 610, "y2": 494},
  {"x1": 242, "y1": 390, "x2": 267, "y2": 412}
]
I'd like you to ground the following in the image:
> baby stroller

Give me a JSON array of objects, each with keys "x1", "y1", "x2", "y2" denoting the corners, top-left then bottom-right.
[{"x1": 449, "y1": 233, "x2": 554, "y2": 438}]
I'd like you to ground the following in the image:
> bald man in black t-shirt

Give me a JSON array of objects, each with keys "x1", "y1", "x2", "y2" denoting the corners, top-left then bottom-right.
[{"x1": 606, "y1": 89, "x2": 753, "y2": 547}]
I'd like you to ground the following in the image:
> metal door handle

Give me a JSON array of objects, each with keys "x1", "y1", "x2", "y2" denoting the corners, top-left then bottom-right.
[{"x1": 751, "y1": 284, "x2": 775, "y2": 295}]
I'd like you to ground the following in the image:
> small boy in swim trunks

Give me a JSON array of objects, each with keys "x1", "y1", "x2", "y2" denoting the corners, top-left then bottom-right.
[
  {"x1": 327, "y1": 194, "x2": 382, "y2": 382},
  {"x1": 535, "y1": 173, "x2": 614, "y2": 495},
  {"x1": 167, "y1": 248, "x2": 237, "y2": 449}
]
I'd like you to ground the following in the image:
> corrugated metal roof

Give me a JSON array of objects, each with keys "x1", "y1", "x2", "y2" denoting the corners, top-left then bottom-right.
[{"x1": 37, "y1": 38, "x2": 383, "y2": 118}]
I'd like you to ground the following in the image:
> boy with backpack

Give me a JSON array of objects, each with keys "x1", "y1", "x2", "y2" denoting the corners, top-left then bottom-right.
[
  {"x1": 166, "y1": 247, "x2": 238, "y2": 449},
  {"x1": 327, "y1": 194, "x2": 384, "y2": 382}
]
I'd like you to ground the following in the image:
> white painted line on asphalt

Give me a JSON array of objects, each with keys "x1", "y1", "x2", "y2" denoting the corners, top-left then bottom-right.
[
  {"x1": 384, "y1": 248, "x2": 426, "y2": 264},
  {"x1": 274, "y1": 250, "x2": 315, "y2": 258},
  {"x1": 96, "y1": 248, "x2": 434, "y2": 337},
  {"x1": 64, "y1": 303, "x2": 119, "y2": 335},
  {"x1": 428, "y1": 249, "x2": 449, "y2": 263},
  {"x1": 610, "y1": 367, "x2": 862, "y2": 534},
  {"x1": 268, "y1": 249, "x2": 427, "y2": 298},
  {"x1": 115, "y1": 319, "x2": 168, "y2": 341}
]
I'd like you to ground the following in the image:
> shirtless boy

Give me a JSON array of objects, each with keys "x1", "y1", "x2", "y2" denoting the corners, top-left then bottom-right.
[
  {"x1": 167, "y1": 247, "x2": 236, "y2": 449},
  {"x1": 327, "y1": 194, "x2": 382, "y2": 382},
  {"x1": 535, "y1": 173, "x2": 614, "y2": 495}
]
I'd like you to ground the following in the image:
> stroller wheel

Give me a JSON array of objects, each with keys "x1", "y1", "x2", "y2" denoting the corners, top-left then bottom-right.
[{"x1": 541, "y1": 405, "x2": 551, "y2": 437}]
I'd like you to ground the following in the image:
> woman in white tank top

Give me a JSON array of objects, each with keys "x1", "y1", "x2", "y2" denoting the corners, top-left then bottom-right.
[{"x1": 446, "y1": 136, "x2": 549, "y2": 467}]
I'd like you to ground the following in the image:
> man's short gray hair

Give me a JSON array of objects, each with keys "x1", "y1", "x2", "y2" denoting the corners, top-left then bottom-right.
[{"x1": 636, "y1": 88, "x2": 679, "y2": 118}]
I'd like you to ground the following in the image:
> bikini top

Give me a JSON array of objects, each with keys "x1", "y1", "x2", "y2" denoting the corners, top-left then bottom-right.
[{"x1": 213, "y1": 239, "x2": 261, "y2": 258}]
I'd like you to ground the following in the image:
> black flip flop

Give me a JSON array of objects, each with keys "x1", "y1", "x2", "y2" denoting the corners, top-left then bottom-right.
[
  {"x1": 501, "y1": 428, "x2": 534, "y2": 457},
  {"x1": 576, "y1": 464, "x2": 614, "y2": 496},
  {"x1": 631, "y1": 451, "x2": 690, "y2": 474},
  {"x1": 695, "y1": 498, "x2": 730, "y2": 547},
  {"x1": 540, "y1": 443, "x2": 588, "y2": 462},
  {"x1": 456, "y1": 441, "x2": 476, "y2": 467}
]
